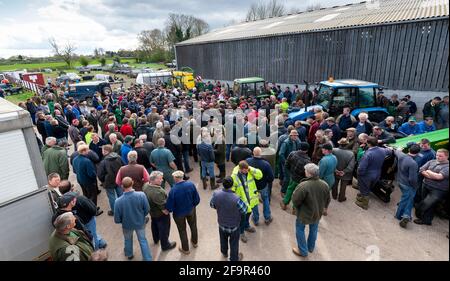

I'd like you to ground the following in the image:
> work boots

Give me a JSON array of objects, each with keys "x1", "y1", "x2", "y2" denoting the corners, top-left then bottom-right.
[
  {"x1": 210, "y1": 177, "x2": 219, "y2": 190},
  {"x1": 201, "y1": 178, "x2": 208, "y2": 190},
  {"x1": 216, "y1": 170, "x2": 225, "y2": 184},
  {"x1": 355, "y1": 196, "x2": 369, "y2": 210}
]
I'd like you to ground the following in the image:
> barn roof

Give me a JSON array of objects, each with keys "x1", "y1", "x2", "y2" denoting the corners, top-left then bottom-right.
[{"x1": 177, "y1": 0, "x2": 449, "y2": 46}]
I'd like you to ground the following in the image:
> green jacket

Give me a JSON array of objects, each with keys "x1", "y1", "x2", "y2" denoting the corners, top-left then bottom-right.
[
  {"x1": 231, "y1": 165, "x2": 263, "y2": 213},
  {"x1": 291, "y1": 177, "x2": 331, "y2": 225},
  {"x1": 142, "y1": 183, "x2": 167, "y2": 218},
  {"x1": 43, "y1": 146, "x2": 69, "y2": 180},
  {"x1": 49, "y1": 229, "x2": 94, "y2": 261}
]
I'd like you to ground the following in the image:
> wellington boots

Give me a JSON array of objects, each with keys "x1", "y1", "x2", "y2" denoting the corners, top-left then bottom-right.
[
  {"x1": 210, "y1": 177, "x2": 219, "y2": 190},
  {"x1": 216, "y1": 171, "x2": 225, "y2": 184},
  {"x1": 355, "y1": 196, "x2": 369, "y2": 210},
  {"x1": 201, "y1": 178, "x2": 208, "y2": 190},
  {"x1": 356, "y1": 193, "x2": 363, "y2": 201}
]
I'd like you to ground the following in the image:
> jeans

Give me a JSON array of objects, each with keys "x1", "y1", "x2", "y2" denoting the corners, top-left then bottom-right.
[
  {"x1": 416, "y1": 184, "x2": 448, "y2": 224},
  {"x1": 268, "y1": 182, "x2": 273, "y2": 202},
  {"x1": 151, "y1": 214, "x2": 172, "y2": 250},
  {"x1": 173, "y1": 208, "x2": 198, "y2": 252},
  {"x1": 123, "y1": 227, "x2": 152, "y2": 261},
  {"x1": 85, "y1": 217, "x2": 106, "y2": 250},
  {"x1": 252, "y1": 186, "x2": 271, "y2": 222},
  {"x1": 395, "y1": 183, "x2": 416, "y2": 220},
  {"x1": 201, "y1": 161, "x2": 215, "y2": 179},
  {"x1": 182, "y1": 150, "x2": 191, "y2": 171},
  {"x1": 105, "y1": 186, "x2": 123, "y2": 212},
  {"x1": 295, "y1": 219, "x2": 319, "y2": 256},
  {"x1": 219, "y1": 227, "x2": 240, "y2": 261},
  {"x1": 239, "y1": 212, "x2": 251, "y2": 235},
  {"x1": 225, "y1": 144, "x2": 234, "y2": 161}
]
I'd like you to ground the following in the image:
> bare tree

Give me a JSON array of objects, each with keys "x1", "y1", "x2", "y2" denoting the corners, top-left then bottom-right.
[
  {"x1": 246, "y1": 0, "x2": 286, "y2": 21},
  {"x1": 288, "y1": 7, "x2": 301, "y2": 14},
  {"x1": 165, "y1": 13, "x2": 210, "y2": 47},
  {"x1": 138, "y1": 29, "x2": 166, "y2": 53},
  {"x1": 49, "y1": 37, "x2": 76, "y2": 68},
  {"x1": 306, "y1": 4, "x2": 322, "y2": 12}
]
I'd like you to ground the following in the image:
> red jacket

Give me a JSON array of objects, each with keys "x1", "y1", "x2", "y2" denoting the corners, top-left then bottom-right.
[
  {"x1": 120, "y1": 124, "x2": 134, "y2": 137},
  {"x1": 308, "y1": 121, "x2": 320, "y2": 145}
]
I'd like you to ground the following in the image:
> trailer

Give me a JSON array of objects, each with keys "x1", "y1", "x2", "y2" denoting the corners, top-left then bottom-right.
[{"x1": 0, "y1": 98, "x2": 53, "y2": 260}]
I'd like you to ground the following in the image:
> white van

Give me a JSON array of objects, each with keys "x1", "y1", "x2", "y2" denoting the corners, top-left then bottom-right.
[
  {"x1": 0, "y1": 98, "x2": 53, "y2": 260},
  {"x1": 136, "y1": 71, "x2": 172, "y2": 85},
  {"x1": 95, "y1": 74, "x2": 114, "y2": 82}
]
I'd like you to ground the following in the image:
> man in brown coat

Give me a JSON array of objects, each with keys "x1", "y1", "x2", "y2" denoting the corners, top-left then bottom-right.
[{"x1": 115, "y1": 151, "x2": 149, "y2": 192}]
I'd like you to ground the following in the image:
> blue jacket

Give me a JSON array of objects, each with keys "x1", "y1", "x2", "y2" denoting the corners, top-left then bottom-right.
[
  {"x1": 166, "y1": 181, "x2": 200, "y2": 217},
  {"x1": 114, "y1": 190, "x2": 149, "y2": 230},
  {"x1": 398, "y1": 123, "x2": 422, "y2": 136},
  {"x1": 418, "y1": 121, "x2": 436, "y2": 133},
  {"x1": 72, "y1": 107, "x2": 81, "y2": 119},
  {"x1": 121, "y1": 143, "x2": 133, "y2": 165},
  {"x1": 246, "y1": 157, "x2": 275, "y2": 190},
  {"x1": 358, "y1": 146, "x2": 388, "y2": 180},
  {"x1": 418, "y1": 148, "x2": 436, "y2": 168},
  {"x1": 319, "y1": 154, "x2": 338, "y2": 189},
  {"x1": 73, "y1": 154, "x2": 97, "y2": 185},
  {"x1": 197, "y1": 142, "x2": 215, "y2": 163},
  {"x1": 44, "y1": 120, "x2": 53, "y2": 137}
]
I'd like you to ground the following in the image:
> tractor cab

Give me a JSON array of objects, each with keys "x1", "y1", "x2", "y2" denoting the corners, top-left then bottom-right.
[
  {"x1": 232, "y1": 77, "x2": 268, "y2": 99},
  {"x1": 315, "y1": 79, "x2": 388, "y2": 123}
]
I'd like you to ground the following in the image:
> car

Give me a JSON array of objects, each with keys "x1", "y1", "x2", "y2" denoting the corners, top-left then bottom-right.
[
  {"x1": 166, "y1": 60, "x2": 177, "y2": 68},
  {"x1": 65, "y1": 81, "x2": 112, "y2": 106},
  {"x1": 76, "y1": 66, "x2": 91, "y2": 74},
  {"x1": 56, "y1": 72, "x2": 81, "y2": 84}
]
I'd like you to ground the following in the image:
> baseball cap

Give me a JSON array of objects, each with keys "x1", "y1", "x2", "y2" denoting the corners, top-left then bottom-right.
[
  {"x1": 58, "y1": 192, "x2": 78, "y2": 208},
  {"x1": 408, "y1": 116, "x2": 417, "y2": 122}
]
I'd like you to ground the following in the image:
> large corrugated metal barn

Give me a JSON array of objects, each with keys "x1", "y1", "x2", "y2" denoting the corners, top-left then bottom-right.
[{"x1": 176, "y1": 0, "x2": 449, "y2": 92}]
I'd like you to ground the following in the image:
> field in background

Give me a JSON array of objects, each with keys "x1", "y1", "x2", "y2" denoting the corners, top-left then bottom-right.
[
  {"x1": 0, "y1": 58, "x2": 165, "y2": 72},
  {"x1": 4, "y1": 91, "x2": 35, "y2": 104}
]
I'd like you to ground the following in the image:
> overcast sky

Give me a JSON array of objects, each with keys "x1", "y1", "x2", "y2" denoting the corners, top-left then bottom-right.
[{"x1": 1, "y1": 0, "x2": 360, "y2": 58}]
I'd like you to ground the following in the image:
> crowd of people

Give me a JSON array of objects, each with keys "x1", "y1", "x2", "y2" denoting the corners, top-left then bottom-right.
[{"x1": 14, "y1": 79, "x2": 448, "y2": 261}]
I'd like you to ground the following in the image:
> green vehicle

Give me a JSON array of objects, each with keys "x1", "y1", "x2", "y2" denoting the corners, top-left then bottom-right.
[
  {"x1": 232, "y1": 77, "x2": 269, "y2": 99},
  {"x1": 389, "y1": 128, "x2": 449, "y2": 152}
]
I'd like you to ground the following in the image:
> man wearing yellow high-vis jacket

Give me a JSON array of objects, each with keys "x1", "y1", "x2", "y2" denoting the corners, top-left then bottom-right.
[{"x1": 231, "y1": 160, "x2": 263, "y2": 243}]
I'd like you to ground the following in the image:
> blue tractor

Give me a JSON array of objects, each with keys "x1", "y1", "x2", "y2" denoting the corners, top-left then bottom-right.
[{"x1": 287, "y1": 79, "x2": 389, "y2": 125}]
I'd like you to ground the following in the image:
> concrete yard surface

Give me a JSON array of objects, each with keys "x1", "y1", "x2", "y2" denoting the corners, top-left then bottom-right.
[{"x1": 69, "y1": 159, "x2": 449, "y2": 261}]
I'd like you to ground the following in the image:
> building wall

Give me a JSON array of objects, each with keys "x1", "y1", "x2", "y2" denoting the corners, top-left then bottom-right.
[{"x1": 177, "y1": 19, "x2": 449, "y2": 92}]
